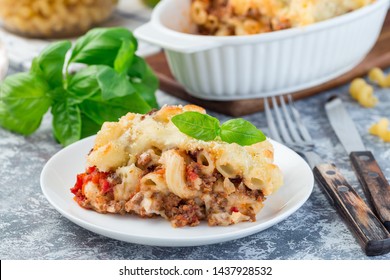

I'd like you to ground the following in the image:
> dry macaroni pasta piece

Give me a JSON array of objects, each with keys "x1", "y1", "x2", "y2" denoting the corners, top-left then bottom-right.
[
  {"x1": 349, "y1": 78, "x2": 377, "y2": 108},
  {"x1": 368, "y1": 67, "x2": 390, "y2": 88},
  {"x1": 369, "y1": 118, "x2": 390, "y2": 142}
]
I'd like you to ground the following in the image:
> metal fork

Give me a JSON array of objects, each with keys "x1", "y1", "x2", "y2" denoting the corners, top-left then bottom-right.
[
  {"x1": 263, "y1": 95, "x2": 321, "y2": 169},
  {"x1": 263, "y1": 94, "x2": 390, "y2": 256}
]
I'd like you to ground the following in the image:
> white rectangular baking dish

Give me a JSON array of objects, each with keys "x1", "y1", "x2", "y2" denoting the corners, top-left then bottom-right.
[{"x1": 135, "y1": 0, "x2": 390, "y2": 100}]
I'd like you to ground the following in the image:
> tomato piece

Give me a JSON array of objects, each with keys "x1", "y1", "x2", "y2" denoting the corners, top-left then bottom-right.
[
  {"x1": 70, "y1": 173, "x2": 86, "y2": 195},
  {"x1": 71, "y1": 166, "x2": 113, "y2": 205},
  {"x1": 86, "y1": 166, "x2": 96, "y2": 174},
  {"x1": 100, "y1": 179, "x2": 112, "y2": 194},
  {"x1": 186, "y1": 164, "x2": 200, "y2": 182}
]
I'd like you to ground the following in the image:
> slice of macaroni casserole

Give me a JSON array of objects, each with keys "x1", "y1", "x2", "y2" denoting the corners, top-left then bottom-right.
[{"x1": 71, "y1": 105, "x2": 283, "y2": 227}]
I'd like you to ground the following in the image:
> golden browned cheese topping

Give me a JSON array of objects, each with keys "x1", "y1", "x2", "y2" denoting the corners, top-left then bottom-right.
[{"x1": 191, "y1": 0, "x2": 374, "y2": 36}]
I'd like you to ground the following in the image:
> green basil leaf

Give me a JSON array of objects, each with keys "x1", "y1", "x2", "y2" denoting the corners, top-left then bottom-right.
[
  {"x1": 31, "y1": 41, "x2": 72, "y2": 88},
  {"x1": 80, "y1": 113, "x2": 101, "y2": 139},
  {"x1": 171, "y1": 111, "x2": 220, "y2": 141},
  {"x1": 97, "y1": 67, "x2": 136, "y2": 100},
  {"x1": 128, "y1": 55, "x2": 147, "y2": 79},
  {"x1": 69, "y1": 27, "x2": 138, "y2": 67},
  {"x1": 220, "y1": 118, "x2": 266, "y2": 146},
  {"x1": 114, "y1": 38, "x2": 135, "y2": 74},
  {"x1": 0, "y1": 27, "x2": 159, "y2": 147},
  {"x1": 68, "y1": 64, "x2": 152, "y2": 127},
  {"x1": 79, "y1": 93, "x2": 151, "y2": 125},
  {"x1": 67, "y1": 65, "x2": 102, "y2": 101},
  {"x1": 51, "y1": 99, "x2": 81, "y2": 146},
  {"x1": 132, "y1": 65, "x2": 159, "y2": 108},
  {"x1": 47, "y1": 87, "x2": 69, "y2": 103},
  {"x1": 0, "y1": 73, "x2": 51, "y2": 135},
  {"x1": 78, "y1": 99, "x2": 125, "y2": 124}
]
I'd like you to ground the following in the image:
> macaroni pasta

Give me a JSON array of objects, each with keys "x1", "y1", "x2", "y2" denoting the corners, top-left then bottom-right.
[
  {"x1": 369, "y1": 118, "x2": 390, "y2": 142},
  {"x1": 349, "y1": 78, "x2": 377, "y2": 108},
  {"x1": 368, "y1": 67, "x2": 390, "y2": 88}
]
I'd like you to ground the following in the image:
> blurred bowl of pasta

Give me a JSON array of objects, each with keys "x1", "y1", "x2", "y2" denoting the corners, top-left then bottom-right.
[
  {"x1": 135, "y1": 0, "x2": 389, "y2": 100},
  {"x1": 0, "y1": 0, "x2": 118, "y2": 39}
]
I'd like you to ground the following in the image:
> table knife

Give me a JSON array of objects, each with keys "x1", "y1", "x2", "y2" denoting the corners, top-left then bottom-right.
[
  {"x1": 313, "y1": 162, "x2": 390, "y2": 256},
  {"x1": 325, "y1": 96, "x2": 390, "y2": 231}
]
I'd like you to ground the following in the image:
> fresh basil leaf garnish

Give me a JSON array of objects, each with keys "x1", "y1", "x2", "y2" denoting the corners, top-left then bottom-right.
[
  {"x1": 172, "y1": 111, "x2": 220, "y2": 141},
  {"x1": 171, "y1": 112, "x2": 266, "y2": 146},
  {"x1": 220, "y1": 118, "x2": 266, "y2": 146}
]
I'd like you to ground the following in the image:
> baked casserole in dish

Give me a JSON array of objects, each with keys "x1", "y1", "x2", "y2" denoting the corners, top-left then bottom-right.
[{"x1": 135, "y1": 0, "x2": 389, "y2": 100}]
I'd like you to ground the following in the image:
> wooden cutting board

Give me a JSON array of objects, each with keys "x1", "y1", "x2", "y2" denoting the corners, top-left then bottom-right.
[{"x1": 146, "y1": 12, "x2": 390, "y2": 117}]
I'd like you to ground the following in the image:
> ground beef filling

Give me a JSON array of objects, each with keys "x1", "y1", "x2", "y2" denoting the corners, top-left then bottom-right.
[{"x1": 163, "y1": 193, "x2": 205, "y2": 227}]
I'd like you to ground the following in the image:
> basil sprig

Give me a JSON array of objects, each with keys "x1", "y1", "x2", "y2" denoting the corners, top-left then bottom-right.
[
  {"x1": 171, "y1": 112, "x2": 266, "y2": 146},
  {"x1": 0, "y1": 27, "x2": 159, "y2": 146}
]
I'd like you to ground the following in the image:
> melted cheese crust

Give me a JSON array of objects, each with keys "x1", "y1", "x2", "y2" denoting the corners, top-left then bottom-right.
[{"x1": 191, "y1": 0, "x2": 374, "y2": 35}]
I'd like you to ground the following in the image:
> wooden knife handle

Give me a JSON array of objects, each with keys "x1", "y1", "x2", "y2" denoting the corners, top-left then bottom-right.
[
  {"x1": 350, "y1": 151, "x2": 390, "y2": 231},
  {"x1": 313, "y1": 163, "x2": 390, "y2": 256}
]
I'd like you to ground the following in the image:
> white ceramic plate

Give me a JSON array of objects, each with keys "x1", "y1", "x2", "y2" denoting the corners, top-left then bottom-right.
[{"x1": 40, "y1": 136, "x2": 314, "y2": 247}]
